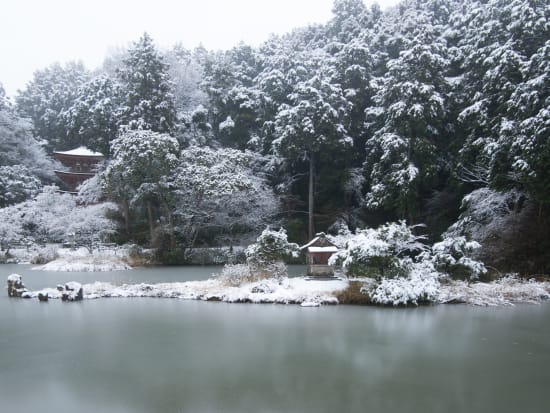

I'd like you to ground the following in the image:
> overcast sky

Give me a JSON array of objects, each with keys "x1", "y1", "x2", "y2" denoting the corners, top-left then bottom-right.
[{"x1": 1, "y1": 0, "x2": 400, "y2": 97}]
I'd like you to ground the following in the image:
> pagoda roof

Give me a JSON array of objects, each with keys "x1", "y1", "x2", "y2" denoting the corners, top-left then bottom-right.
[{"x1": 53, "y1": 146, "x2": 104, "y2": 157}]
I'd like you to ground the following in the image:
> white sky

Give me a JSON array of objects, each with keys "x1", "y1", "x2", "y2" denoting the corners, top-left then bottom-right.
[{"x1": 1, "y1": 0, "x2": 400, "y2": 97}]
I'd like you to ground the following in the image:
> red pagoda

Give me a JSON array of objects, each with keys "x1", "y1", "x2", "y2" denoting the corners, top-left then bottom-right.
[{"x1": 53, "y1": 147, "x2": 105, "y2": 192}]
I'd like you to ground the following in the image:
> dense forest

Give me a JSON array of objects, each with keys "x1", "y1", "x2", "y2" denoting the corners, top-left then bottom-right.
[{"x1": 0, "y1": 0, "x2": 549, "y2": 273}]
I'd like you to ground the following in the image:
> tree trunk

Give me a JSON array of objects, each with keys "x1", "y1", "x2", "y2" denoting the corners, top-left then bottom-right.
[
  {"x1": 308, "y1": 154, "x2": 315, "y2": 240},
  {"x1": 166, "y1": 204, "x2": 175, "y2": 251},
  {"x1": 122, "y1": 198, "x2": 130, "y2": 237},
  {"x1": 146, "y1": 201, "x2": 154, "y2": 245}
]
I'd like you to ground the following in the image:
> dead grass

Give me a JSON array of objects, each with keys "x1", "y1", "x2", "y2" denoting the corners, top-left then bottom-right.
[{"x1": 336, "y1": 281, "x2": 373, "y2": 305}]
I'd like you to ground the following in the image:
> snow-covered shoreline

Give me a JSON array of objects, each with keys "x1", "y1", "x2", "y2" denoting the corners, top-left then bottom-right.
[
  {"x1": 7, "y1": 274, "x2": 550, "y2": 307},
  {"x1": 19, "y1": 277, "x2": 348, "y2": 306},
  {"x1": 438, "y1": 276, "x2": 550, "y2": 306}
]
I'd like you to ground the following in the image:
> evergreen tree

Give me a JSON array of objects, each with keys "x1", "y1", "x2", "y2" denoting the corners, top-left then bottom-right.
[
  {"x1": 117, "y1": 33, "x2": 177, "y2": 133},
  {"x1": 273, "y1": 67, "x2": 353, "y2": 239},
  {"x1": 364, "y1": 37, "x2": 450, "y2": 222},
  {"x1": 15, "y1": 61, "x2": 89, "y2": 150},
  {"x1": 65, "y1": 75, "x2": 123, "y2": 156},
  {"x1": 103, "y1": 129, "x2": 180, "y2": 244}
]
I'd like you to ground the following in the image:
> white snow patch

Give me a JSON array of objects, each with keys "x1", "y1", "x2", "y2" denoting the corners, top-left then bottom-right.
[
  {"x1": 438, "y1": 276, "x2": 550, "y2": 306},
  {"x1": 33, "y1": 255, "x2": 131, "y2": 272},
  {"x1": 7, "y1": 274, "x2": 22, "y2": 282}
]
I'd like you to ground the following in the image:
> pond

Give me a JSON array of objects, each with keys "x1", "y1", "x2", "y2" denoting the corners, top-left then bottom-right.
[{"x1": 1, "y1": 264, "x2": 549, "y2": 413}]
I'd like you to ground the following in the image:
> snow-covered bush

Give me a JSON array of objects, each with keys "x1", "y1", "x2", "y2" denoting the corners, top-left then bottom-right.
[
  {"x1": 243, "y1": 227, "x2": 299, "y2": 281},
  {"x1": 245, "y1": 227, "x2": 299, "y2": 267},
  {"x1": 215, "y1": 261, "x2": 289, "y2": 286},
  {"x1": 329, "y1": 221, "x2": 428, "y2": 278},
  {"x1": 446, "y1": 188, "x2": 525, "y2": 242},
  {"x1": 30, "y1": 245, "x2": 59, "y2": 264},
  {"x1": 0, "y1": 165, "x2": 41, "y2": 207},
  {"x1": 330, "y1": 221, "x2": 444, "y2": 305},
  {"x1": 429, "y1": 236, "x2": 487, "y2": 280},
  {"x1": 362, "y1": 260, "x2": 441, "y2": 306},
  {"x1": 215, "y1": 264, "x2": 255, "y2": 287},
  {"x1": 0, "y1": 186, "x2": 116, "y2": 253}
]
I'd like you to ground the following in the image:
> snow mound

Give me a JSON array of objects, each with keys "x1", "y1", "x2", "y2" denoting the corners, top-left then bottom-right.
[
  {"x1": 7, "y1": 274, "x2": 22, "y2": 282},
  {"x1": 33, "y1": 255, "x2": 131, "y2": 272}
]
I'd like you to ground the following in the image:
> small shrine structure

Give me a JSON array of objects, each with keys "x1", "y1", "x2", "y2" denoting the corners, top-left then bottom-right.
[
  {"x1": 300, "y1": 233, "x2": 338, "y2": 277},
  {"x1": 53, "y1": 147, "x2": 105, "y2": 192}
]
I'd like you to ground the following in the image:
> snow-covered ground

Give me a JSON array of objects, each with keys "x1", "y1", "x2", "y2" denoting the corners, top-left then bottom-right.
[
  {"x1": 32, "y1": 247, "x2": 131, "y2": 272},
  {"x1": 33, "y1": 256, "x2": 131, "y2": 272},
  {"x1": 18, "y1": 277, "x2": 348, "y2": 305},
  {"x1": 438, "y1": 276, "x2": 550, "y2": 306}
]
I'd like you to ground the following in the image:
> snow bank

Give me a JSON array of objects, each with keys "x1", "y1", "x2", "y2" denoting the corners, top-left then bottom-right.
[
  {"x1": 33, "y1": 255, "x2": 131, "y2": 272},
  {"x1": 18, "y1": 277, "x2": 348, "y2": 306},
  {"x1": 32, "y1": 249, "x2": 131, "y2": 272},
  {"x1": 438, "y1": 275, "x2": 550, "y2": 306}
]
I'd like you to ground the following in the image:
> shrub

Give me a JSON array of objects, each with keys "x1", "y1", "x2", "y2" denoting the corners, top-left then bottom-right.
[
  {"x1": 428, "y1": 235, "x2": 487, "y2": 280},
  {"x1": 30, "y1": 245, "x2": 59, "y2": 264},
  {"x1": 329, "y1": 221, "x2": 428, "y2": 279},
  {"x1": 215, "y1": 264, "x2": 255, "y2": 287},
  {"x1": 245, "y1": 227, "x2": 299, "y2": 267},
  {"x1": 361, "y1": 260, "x2": 441, "y2": 306}
]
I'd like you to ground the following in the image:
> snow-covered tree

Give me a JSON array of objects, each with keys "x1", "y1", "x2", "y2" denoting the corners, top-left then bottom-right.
[
  {"x1": 117, "y1": 33, "x2": 177, "y2": 133},
  {"x1": 364, "y1": 38, "x2": 450, "y2": 221},
  {"x1": 0, "y1": 83, "x2": 9, "y2": 111},
  {"x1": 165, "y1": 44, "x2": 208, "y2": 115},
  {"x1": 0, "y1": 185, "x2": 116, "y2": 250},
  {"x1": 0, "y1": 102, "x2": 58, "y2": 205},
  {"x1": 245, "y1": 227, "x2": 299, "y2": 278},
  {"x1": 0, "y1": 165, "x2": 41, "y2": 207},
  {"x1": 15, "y1": 61, "x2": 89, "y2": 150},
  {"x1": 166, "y1": 147, "x2": 279, "y2": 253},
  {"x1": 245, "y1": 227, "x2": 299, "y2": 267},
  {"x1": 102, "y1": 129, "x2": 180, "y2": 243},
  {"x1": 273, "y1": 68, "x2": 353, "y2": 238},
  {"x1": 64, "y1": 75, "x2": 123, "y2": 156},
  {"x1": 202, "y1": 43, "x2": 263, "y2": 149}
]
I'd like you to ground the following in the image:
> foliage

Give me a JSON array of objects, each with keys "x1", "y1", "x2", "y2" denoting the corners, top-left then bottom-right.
[
  {"x1": 429, "y1": 236, "x2": 487, "y2": 280},
  {"x1": 361, "y1": 259, "x2": 441, "y2": 306},
  {"x1": 0, "y1": 165, "x2": 41, "y2": 207},
  {"x1": 329, "y1": 221, "x2": 429, "y2": 278},
  {"x1": 215, "y1": 264, "x2": 256, "y2": 287},
  {"x1": 0, "y1": 185, "x2": 116, "y2": 251},
  {"x1": 64, "y1": 75, "x2": 123, "y2": 156},
  {"x1": 117, "y1": 33, "x2": 177, "y2": 133},
  {"x1": 245, "y1": 227, "x2": 299, "y2": 267},
  {"x1": 15, "y1": 61, "x2": 89, "y2": 150},
  {"x1": 167, "y1": 147, "x2": 279, "y2": 251},
  {"x1": 0, "y1": 107, "x2": 57, "y2": 182}
]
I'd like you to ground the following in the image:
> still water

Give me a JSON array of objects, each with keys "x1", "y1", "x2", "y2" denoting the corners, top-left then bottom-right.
[{"x1": 1, "y1": 265, "x2": 549, "y2": 413}]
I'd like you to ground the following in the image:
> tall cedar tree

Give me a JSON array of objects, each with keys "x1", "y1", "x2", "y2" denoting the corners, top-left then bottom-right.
[{"x1": 117, "y1": 33, "x2": 177, "y2": 134}]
